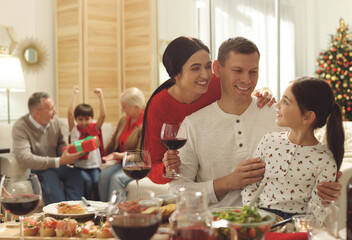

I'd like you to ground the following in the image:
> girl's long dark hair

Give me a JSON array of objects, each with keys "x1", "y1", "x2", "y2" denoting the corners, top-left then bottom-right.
[
  {"x1": 291, "y1": 76, "x2": 345, "y2": 170},
  {"x1": 140, "y1": 36, "x2": 209, "y2": 149}
]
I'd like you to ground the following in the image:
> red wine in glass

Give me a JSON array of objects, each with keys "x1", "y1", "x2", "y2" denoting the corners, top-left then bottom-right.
[
  {"x1": 171, "y1": 226, "x2": 215, "y2": 240},
  {"x1": 108, "y1": 189, "x2": 161, "y2": 240},
  {"x1": 161, "y1": 122, "x2": 187, "y2": 179},
  {"x1": 123, "y1": 166, "x2": 151, "y2": 180},
  {"x1": 122, "y1": 150, "x2": 152, "y2": 199},
  {"x1": 0, "y1": 174, "x2": 42, "y2": 240},
  {"x1": 1, "y1": 194, "x2": 40, "y2": 215},
  {"x1": 162, "y1": 138, "x2": 187, "y2": 150},
  {"x1": 110, "y1": 214, "x2": 160, "y2": 240}
]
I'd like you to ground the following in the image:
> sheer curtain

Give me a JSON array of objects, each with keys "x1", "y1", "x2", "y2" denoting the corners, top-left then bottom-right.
[{"x1": 212, "y1": 0, "x2": 295, "y2": 99}]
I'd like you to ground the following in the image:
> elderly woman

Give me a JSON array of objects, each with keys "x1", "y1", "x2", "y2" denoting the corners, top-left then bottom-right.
[{"x1": 98, "y1": 87, "x2": 145, "y2": 202}]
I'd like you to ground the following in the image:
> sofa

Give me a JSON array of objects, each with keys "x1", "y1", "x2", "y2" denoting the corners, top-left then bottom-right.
[
  {"x1": 1, "y1": 119, "x2": 351, "y2": 230},
  {"x1": 0, "y1": 118, "x2": 169, "y2": 197}
]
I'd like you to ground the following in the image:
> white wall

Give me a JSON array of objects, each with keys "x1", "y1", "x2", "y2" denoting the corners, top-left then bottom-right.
[
  {"x1": 294, "y1": 0, "x2": 352, "y2": 78},
  {"x1": 0, "y1": 0, "x2": 54, "y2": 124}
]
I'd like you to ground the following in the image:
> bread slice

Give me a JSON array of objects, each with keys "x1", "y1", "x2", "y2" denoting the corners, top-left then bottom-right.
[
  {"x1": 80, "y1": 220, "x2": 97, "y2": 238},
  {"x1": 23, "y1": 217, "x2": 38, "y2": 236},
  {"x1": 55, "y1": 218, "x2": 78, "y2": 237},
  {"x1": 97, "y1": 221, "x2": 113, "y2": 238},
  {"x1": 38, "y1": 217, "x2": 57, "y2": 237},
  {"x1": 56, "y1": 202, "x2": 86, "y2": 214}
]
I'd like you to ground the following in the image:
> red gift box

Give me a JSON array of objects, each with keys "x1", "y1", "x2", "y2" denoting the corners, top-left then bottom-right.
[{"x1": 63, "y1": 136, "x2": 101, "y2": 155}]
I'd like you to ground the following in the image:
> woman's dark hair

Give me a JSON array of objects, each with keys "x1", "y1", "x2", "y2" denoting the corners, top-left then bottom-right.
[
  {"x1": 74, "y1": 103, "x2": 94, "y2": 118},
  {"x1": 291, "y1": 76, "x2": 345, "y2": 170},
  {"x1": 140, "y1": 36, "x2": 209, "y2": 149}
]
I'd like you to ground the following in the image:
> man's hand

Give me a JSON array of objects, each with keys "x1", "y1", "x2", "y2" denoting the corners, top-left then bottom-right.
[
  {"x1": 227, "y1": 158, "x2": 265, "y2": 190},
  {"x1": 317, "y1": 171, "x2": 343, "y2": 202},
  {"x1": 59, "y1": 148, "x2": 83, "y2": 165},
  {"x1": 254, "y1": 91, "x2": 276, "y2": 108},
  {"x1": 214, "y1": 158, "x2": 265, "y2": 199},
  {"x1": 162, "y1": 150, "x2": 181, "y2": 175}
]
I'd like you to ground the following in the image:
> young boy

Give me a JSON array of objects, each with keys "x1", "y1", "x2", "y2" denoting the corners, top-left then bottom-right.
[{"x1": 68, "y1": 85, "x2": 106, "y2": 200}]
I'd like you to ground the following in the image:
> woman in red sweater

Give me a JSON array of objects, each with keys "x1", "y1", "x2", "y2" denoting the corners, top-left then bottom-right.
[{"x1": 140, "y1": 36, "x2": 271, "y2": 184}]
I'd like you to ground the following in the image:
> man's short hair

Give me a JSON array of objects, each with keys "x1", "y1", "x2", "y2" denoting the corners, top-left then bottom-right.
[
  {"x1": 217, "y1": 37, "x2": 260, "y2": 66},
  {"x1": 28, "y1": 92, "x2": 50, "y2": 113}
]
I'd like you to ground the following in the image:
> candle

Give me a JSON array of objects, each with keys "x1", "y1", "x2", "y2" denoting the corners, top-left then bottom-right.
[{"x1": 293, "y1": 215, "x2": 314, "y2": 232}]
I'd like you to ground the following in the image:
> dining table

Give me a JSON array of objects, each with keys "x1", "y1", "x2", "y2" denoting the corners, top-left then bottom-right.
[
  {"x1": 0, "y1": 221, "x2": 169, "y2": 240},
  {"x1": 0, "y1": 218, "x2": 344, "y2": 240}
]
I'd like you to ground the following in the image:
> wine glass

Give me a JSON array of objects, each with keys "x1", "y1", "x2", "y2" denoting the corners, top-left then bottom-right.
[
  {"x1": 122, "y1": 150, "x2": 151, "y2": 199},
  {"x1": 307, "y1": 200, "x2": 339, "y2": 238},
  {"x1": 0, "y1": 174, "x2": 42, "y2": 240},
  {"x1": 160, "y1": 122, "x2": 187, "y2": 179},
  {"x1": 108, "y1": 189, "x2": 162, "y2": 240}
]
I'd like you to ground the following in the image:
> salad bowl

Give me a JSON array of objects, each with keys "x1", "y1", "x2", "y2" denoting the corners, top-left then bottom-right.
[{"x1": 211, "y1": 206, "x2": 276, "y2": 240}]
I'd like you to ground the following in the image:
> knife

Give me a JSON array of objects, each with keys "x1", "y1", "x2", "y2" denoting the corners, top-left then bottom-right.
[
  {"x1": 270, "y1": 217, "x2": 292, "y2": 229},
  {"x1": 81, "y1": 196, "x2": 91, "y2": 207}
]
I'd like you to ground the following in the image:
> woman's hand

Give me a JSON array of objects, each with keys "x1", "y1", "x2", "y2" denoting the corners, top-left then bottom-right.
[
  {"x1": 254, "y1": 91, "x2": 276, "y2": 108},
  {"x1": 162, "y1": 150, "x2": 181, "y2": 175},
  {"x1": 102, "y1": 152, "x2": 124, "y2": 163}
]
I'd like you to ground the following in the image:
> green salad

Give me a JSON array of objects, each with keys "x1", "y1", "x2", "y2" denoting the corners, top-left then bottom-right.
[
  {"x1": 212, "y1": 206, "x2": 273, "y2": 240},
  {"x1": 212, "y1": 205, "x2": 263, "y2": 223}
]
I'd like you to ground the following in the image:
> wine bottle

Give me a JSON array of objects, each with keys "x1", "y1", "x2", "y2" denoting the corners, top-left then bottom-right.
[{"x1": 347, "y1": 176, "x2": 352, "y2": 240}]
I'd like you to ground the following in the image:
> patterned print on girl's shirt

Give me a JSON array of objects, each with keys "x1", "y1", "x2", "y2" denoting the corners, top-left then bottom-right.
[{"x1": 241, "y1": 131, "x2": 337, "y2": 222}]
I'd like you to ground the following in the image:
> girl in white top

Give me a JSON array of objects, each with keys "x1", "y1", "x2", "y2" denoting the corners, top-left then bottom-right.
[{"x1": 242, "y1": 76, "x2": 344, "y2": 220}]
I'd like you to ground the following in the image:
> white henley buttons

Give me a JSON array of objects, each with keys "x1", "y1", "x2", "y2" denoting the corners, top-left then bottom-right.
[{"x1": 235, "y1": 119, "x2": 244, "y2": 149}]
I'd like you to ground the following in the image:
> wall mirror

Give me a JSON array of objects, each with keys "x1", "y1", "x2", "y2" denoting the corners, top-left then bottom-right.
[
  {"x1": 24, "y1": 47, "x2": 38, "y2": 64},
  {"x1": 16, "y1": 36, "x2": 47, "y2": 74}
]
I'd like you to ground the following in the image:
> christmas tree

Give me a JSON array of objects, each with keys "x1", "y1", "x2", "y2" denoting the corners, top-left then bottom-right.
[{"x1": 316, "y1": 19, "x2": 352, "y2": 121}]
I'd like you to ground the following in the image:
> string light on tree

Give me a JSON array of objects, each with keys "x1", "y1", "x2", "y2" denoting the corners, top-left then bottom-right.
[{"x1": 316, "y1": 19, "x2": 352, "y2": 121}]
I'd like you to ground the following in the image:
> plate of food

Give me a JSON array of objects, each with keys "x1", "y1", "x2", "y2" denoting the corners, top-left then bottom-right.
[{"x1": 42, "y1": 200, "x2": 109, "y2": 218}]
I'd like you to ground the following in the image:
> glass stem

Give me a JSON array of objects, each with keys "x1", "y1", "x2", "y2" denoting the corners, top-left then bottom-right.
[
  {"x1": 136, "y1": 180, "x2": 139, "y2": 200},
  {"x1": 19, "y1": 215, "x2": 24, "y2": 240},
  {"x1": 168, "y1": 148, "x2": 176, "y2": 175}
]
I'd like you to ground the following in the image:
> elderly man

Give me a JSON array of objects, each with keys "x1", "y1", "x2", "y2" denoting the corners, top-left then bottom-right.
[{"x1": 12, "y1": 92, "x2": 84, "y2": 205}]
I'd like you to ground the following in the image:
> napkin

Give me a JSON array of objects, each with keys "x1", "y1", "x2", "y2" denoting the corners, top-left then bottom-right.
[{"x1": 265, "y1": 232, "x2": 308, "y2": 240}]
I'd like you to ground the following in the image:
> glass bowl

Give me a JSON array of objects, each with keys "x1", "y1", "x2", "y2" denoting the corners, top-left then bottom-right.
[{"x1": 211, "y1": 206, "x2": 276, "y2": 240}]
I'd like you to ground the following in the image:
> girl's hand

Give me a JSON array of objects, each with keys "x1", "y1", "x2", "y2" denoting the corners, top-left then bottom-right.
[
  {"x1": 94, "y1": 88, "x2": 103, "y2": 97},
  {"x1": 73, "y1": 85, "x2": 79, "y2": 94},
  {"x1": 162, "y1": 150, "x2": 181, "y2": 175}
]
